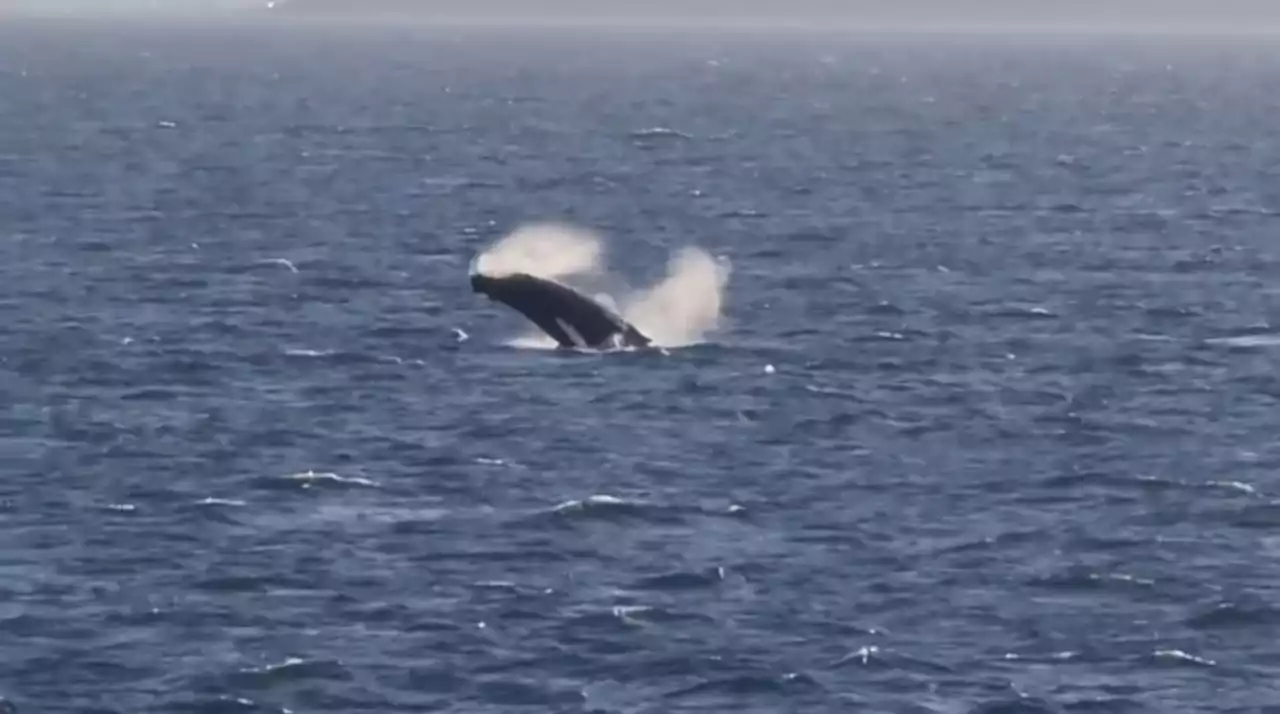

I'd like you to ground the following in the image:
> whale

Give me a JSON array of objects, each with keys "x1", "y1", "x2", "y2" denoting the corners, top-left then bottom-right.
[{"x1": 470, "y1": 269, "x2": 652, "y2": 350}]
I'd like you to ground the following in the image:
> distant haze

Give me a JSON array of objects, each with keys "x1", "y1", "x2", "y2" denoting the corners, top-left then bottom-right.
[{"x1": 6, "y1": 0, "x2": 1280, "y2": 33}]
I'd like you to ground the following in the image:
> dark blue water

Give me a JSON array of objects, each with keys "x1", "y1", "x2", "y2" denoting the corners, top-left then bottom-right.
[{"x1": 3, "y1": 18, "x2": 1280, "y2": 713}]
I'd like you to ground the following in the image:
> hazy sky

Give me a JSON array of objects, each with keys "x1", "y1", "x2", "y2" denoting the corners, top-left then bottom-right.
[{"x1": 8, "y1": 0, "x2": 1280, "y2": 32}]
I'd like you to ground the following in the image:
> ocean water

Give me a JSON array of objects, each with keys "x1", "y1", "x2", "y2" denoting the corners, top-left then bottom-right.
[{"x1": 3, "y1": 18, "x2": 1280, "y2": 713}]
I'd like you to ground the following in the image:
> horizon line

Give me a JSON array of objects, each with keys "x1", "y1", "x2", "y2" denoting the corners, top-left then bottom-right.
[{"x1": 7, "y1": 7, "x2": 1280, "y2": 38}]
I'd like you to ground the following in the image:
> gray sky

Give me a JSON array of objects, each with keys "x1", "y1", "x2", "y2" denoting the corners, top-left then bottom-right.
[{"x1": 8, "y1": 0, "x2": 1280, "y2": 33}]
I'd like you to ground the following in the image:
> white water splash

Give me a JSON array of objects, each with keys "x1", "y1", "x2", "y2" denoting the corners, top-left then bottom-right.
[
  {"x1": 471, "y1": 222, "x2": 730, "y2": 350},
  {"x1": 471, "y1": 222, "x2": 604, "y2": 281},
  {"x1": 620, "y1": 245, "x2": 731, "y2": 348}
]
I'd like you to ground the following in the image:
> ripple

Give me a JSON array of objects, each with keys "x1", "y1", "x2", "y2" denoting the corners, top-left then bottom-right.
[
  {"x1": 1027, "y1": 568, "x2": 1158, "y2": 592},
  {"x1": 223, "y1": 657, "x2": 352, "y2": 689},
  {"x1": 163, "y1": 696, "x2": 292, "y2": 714},
  {"x1": 473, "y1": 676, "x2": 580, "y2": 707},
  {"x1": 1224, "y1": 501, "x2": 1280, "y2": 530},
  {"x1": 1149, "y1": 649, "x2": 1216, "y2": 668},
  {"x1": 630, "y1": 566, "x2": 734, "y2": 592},
  {"x1": 986, "y1": 306, "x2": 1059, "y2": 320},
  {"x1": 1186, "y1": 600, "x2": 1280, "y2": 630},
  {"x1": 628, "y1": 127, "x2": 692, "y2": 140},
  {"x1": 539, "y1": 495, "x2": 694, "y2": 527},
  {"x1": 195, "y1": 497, "x2": 248, "y2": 507},
  {"x1": 663, "y1": 671, "x2": 822, "y2": 700},
  {"x1": 829, "y1": 645, "x2": 954, "y2": 674},
  {"x1": 6, "y1": 26, "x2": 1280, "y2": 714},
  {"x1": 249, "y1": 470, "x2": 379, "y2": 492},
  {"x1": 969, "y1": 698, "x2": 1064, "y2": 714}
]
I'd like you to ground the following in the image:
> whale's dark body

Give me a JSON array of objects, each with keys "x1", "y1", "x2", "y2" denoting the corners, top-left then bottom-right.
[{"x1": 470, "y1": 271, "x2": 652, "y2": 350}]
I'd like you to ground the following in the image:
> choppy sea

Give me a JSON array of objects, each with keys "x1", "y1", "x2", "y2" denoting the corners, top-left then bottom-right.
[{"x1": 3, "y1": 18, "x2": 1280, "y2": 713}]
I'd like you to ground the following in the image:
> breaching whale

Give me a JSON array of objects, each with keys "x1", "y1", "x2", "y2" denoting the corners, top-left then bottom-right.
[{"x1": 470, "y1": 268, "x2": 652, "y2": 350}]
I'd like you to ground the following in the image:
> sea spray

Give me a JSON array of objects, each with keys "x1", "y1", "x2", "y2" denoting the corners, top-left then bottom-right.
[
  {"x1": 621, "y1": 246, "x2": 731, "y2": 348},
  {"x1": 471, "y1": 222, "x2": 729, "y2": 349},
  {"x1": 471, "y1": 222, "x2": 604, "y2": 281}
]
